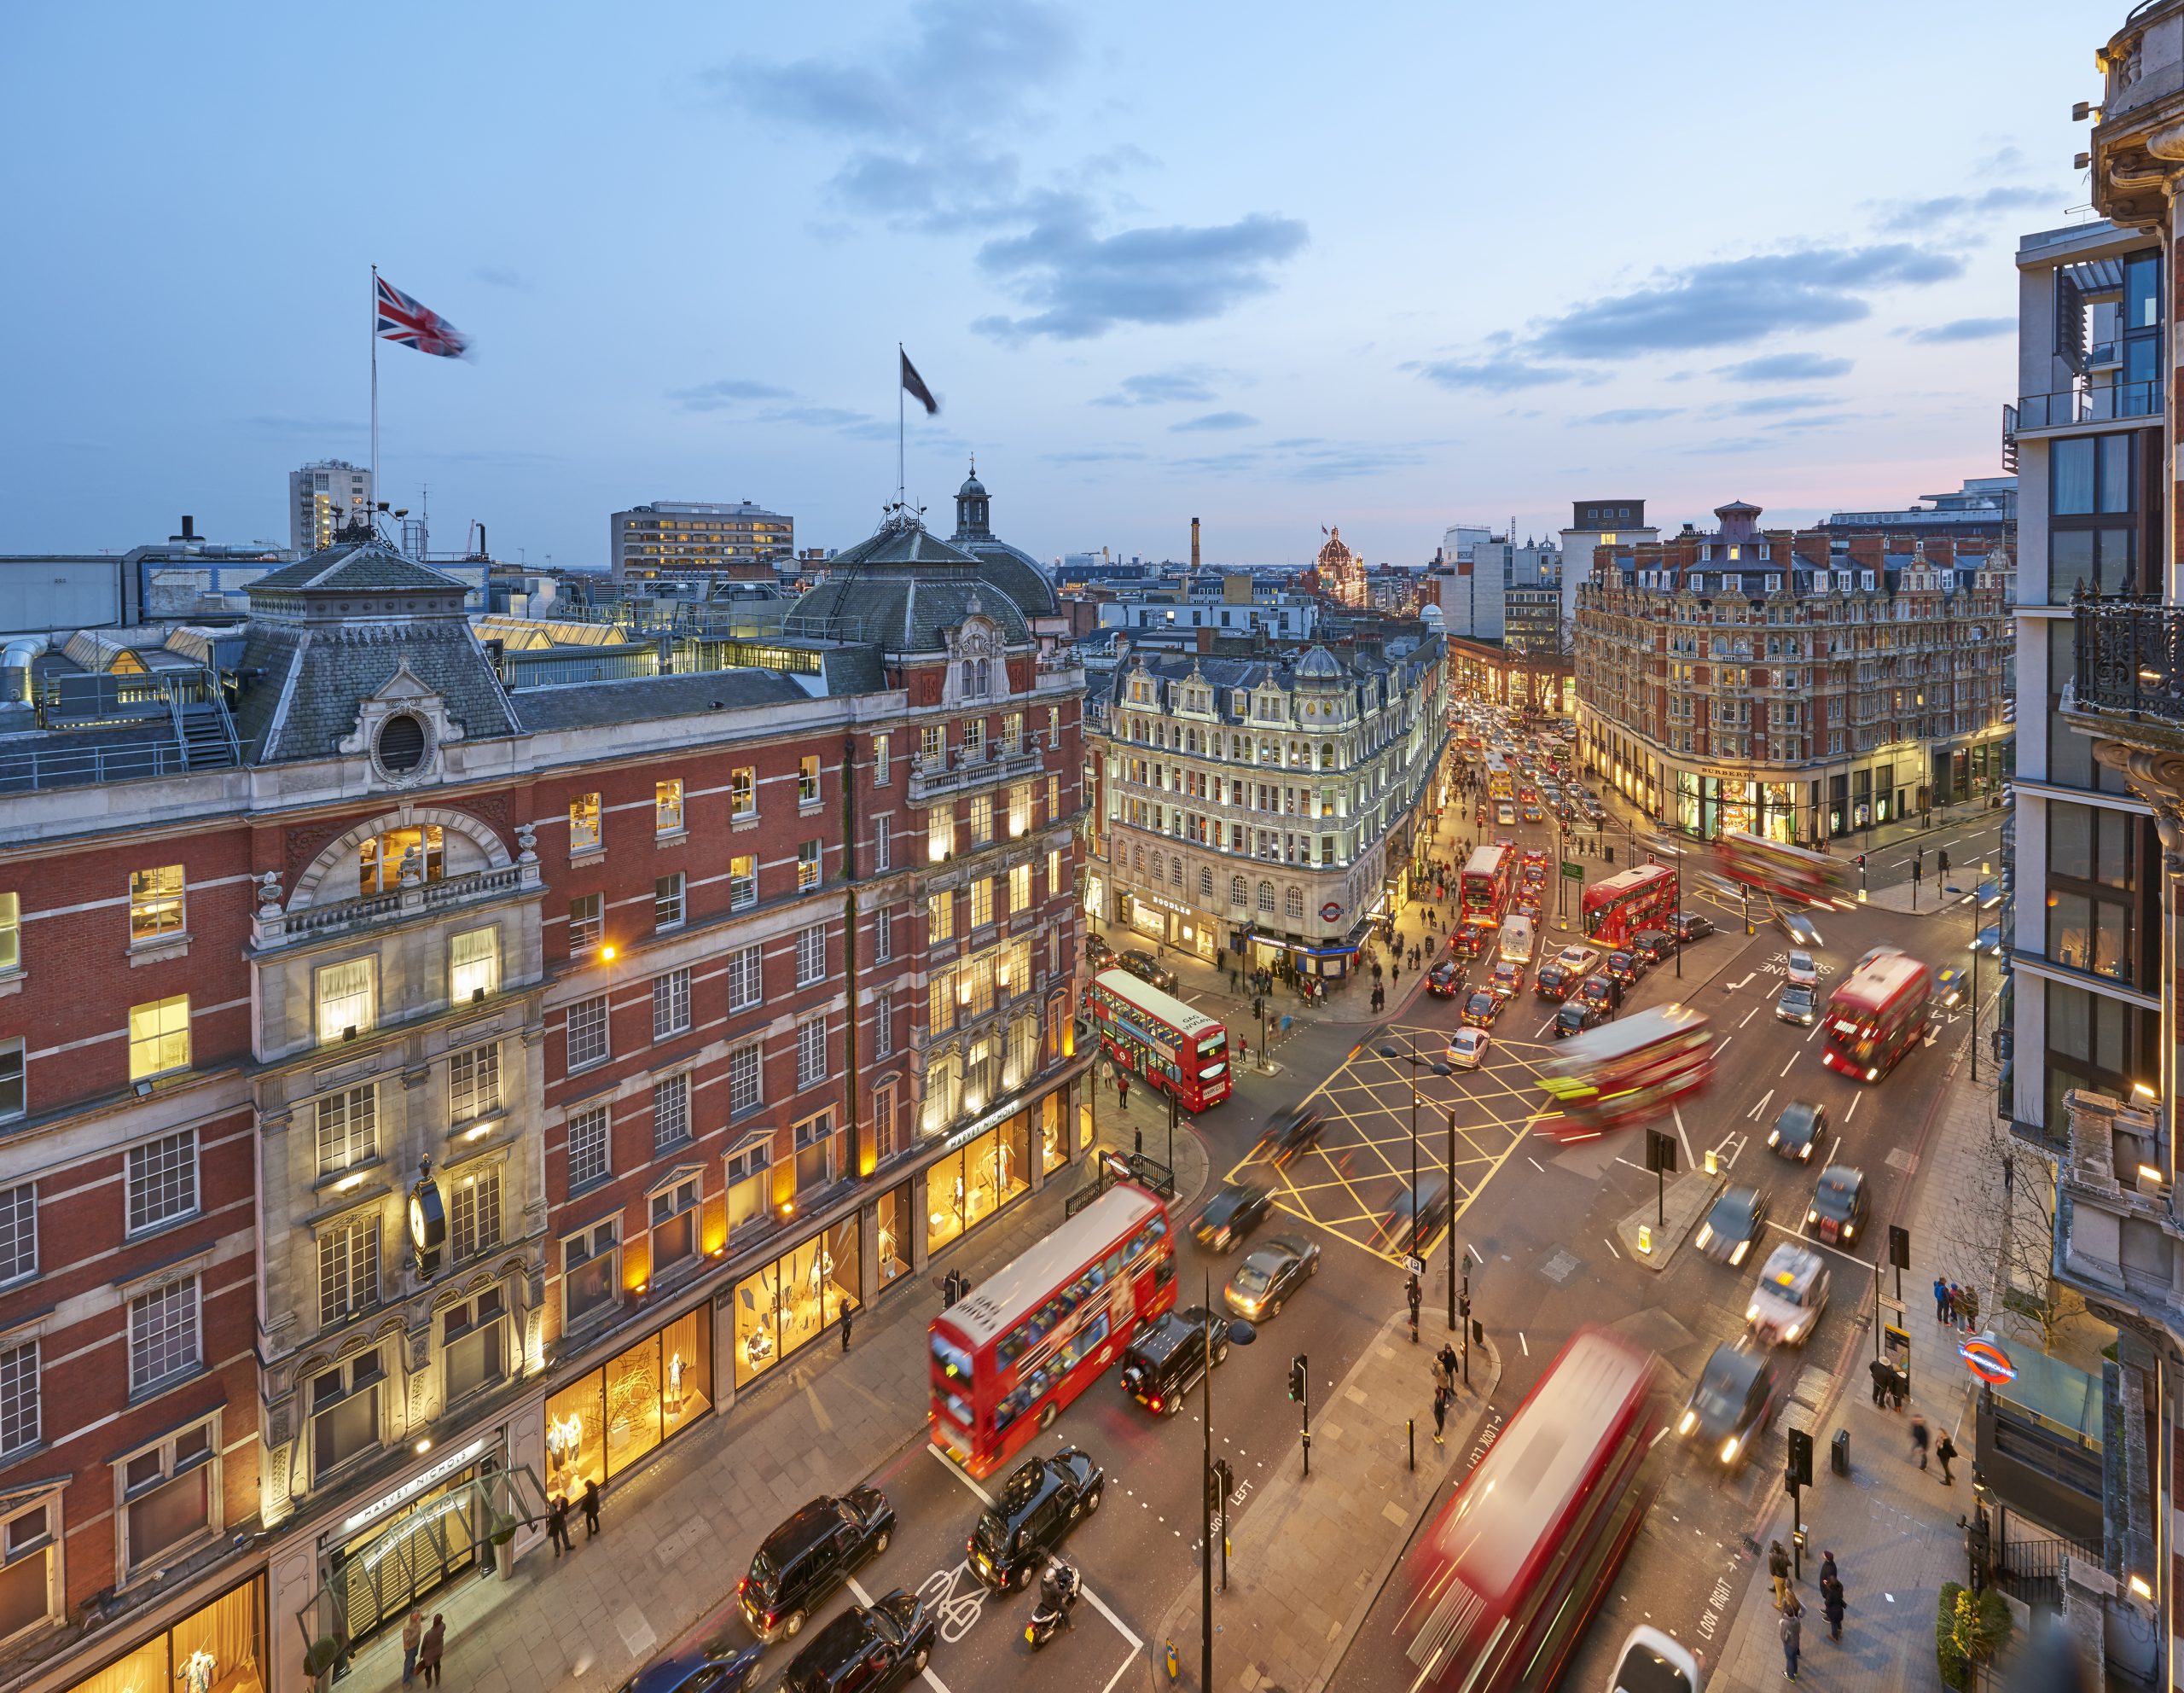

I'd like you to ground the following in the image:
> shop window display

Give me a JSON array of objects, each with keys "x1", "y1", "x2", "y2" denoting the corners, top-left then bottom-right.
[
  {"x1": 72, "y1": 1579, "x2": 264, "y2": 1693},
  {"x1": 924, "y1": 1113, "x2": 1033, "y2": 1257},
  {"x1": 543, "y1": 1309, "x2": 712, "y2": 1498},
  {"x1": 876, "y1": 1184, "x2": 911, "y2": 1289},
  {"x1": 732, "y1": 1218, "x2": 861, "y2": 1388},
  {"x1": 1040, "y1": 1093, "x2": 1068, "y2": 1176}
]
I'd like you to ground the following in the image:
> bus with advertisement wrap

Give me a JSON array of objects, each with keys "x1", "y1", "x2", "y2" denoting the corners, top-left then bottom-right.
[
  {"x1": 1398, "y1": 1329, "x2": 1668, "y2": 1690},
  {"x1": 1537, "y1": 1004, "x2": 1715, "y2": 1142},
  {"x1": 1822, "y1": 950, "x2": 1931, "y2": 1081},
  {"x1": 1086, "y1": 969, "x2": 1231, "y2": 1110},
  {"x1": 1713, "y1": 829, "x2": 1852, "y2": 908},
  {"x1": 1459, "y1": 843, "x2": 1517, "y2": 941},
  {"x1": 928, "y1": 1182, "x2": 1178, "y2": 1477},
  {"x1": 1581, "y1": 863, "x2": 1678, "y2": 946}
]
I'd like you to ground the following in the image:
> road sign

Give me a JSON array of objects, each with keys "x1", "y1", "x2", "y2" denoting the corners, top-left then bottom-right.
[
  {"x1": 1560, "y1": 861, "x2": 1584, "y2": 881},
  {"x1": 1403, "y1": 1254, "x2": 1426, "y2": 1276},
  {"x1": 1879, "y1": 1294, "x2": 1905, "y2": 1316}
]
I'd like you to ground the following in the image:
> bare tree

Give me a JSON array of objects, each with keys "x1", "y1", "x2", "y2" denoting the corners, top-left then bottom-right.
[{"x1": 1932, "y1": 1112, "x2": 2084, "y2": 1353}]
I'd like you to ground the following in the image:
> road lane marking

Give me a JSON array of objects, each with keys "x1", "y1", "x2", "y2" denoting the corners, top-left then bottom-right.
[
  {"x1": 1740, "y1": 1007, "x2": 1759, "y2": 1027},
  {"x1": 1779, "y1": 1056, "x2": 1797, "y2": 1078},
  {"x1": 1745, "y1": 1089, "x2": 1774, "y2": 1122},
  {"x1": 1727, "y1": 972, "x2": 1756, "y2": 992},
  {"x1": 1604, "y1": 1236, "x2": 1621, "y2": 1259},
  {"x1": 1099, "y1": 1652, "x2": 1141, "y2": 1693},
  {"x1": 1824, "y1": 1134, "x2": 1841, "y2": 1166},
  {"x1": 1847, "y1": 1093, "x2": 1862, "y2": 1122},
  {"x1": 1519, "y1": 1331, "x2": 1529, "y2": 1356},
  {"x1": 1672, "y1": 1106, "x2": 1694, "y2": 1170},
  {"x1": 1526, "y1": 1155, "x2": 1544, "y2": 1172}
]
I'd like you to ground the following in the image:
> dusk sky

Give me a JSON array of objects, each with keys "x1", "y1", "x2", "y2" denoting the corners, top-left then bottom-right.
[{"x1": 3, "y1": 2, "x2": 2108, "y2": 571}]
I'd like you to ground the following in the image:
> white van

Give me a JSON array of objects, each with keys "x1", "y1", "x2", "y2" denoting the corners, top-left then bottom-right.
[{"x1": 1497, "y1": 914, "x2": 1536, "y2": 964}]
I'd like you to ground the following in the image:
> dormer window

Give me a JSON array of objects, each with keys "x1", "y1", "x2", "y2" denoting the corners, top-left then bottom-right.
[{"x1": 360, "y1": 826, "x2": 443, "y2": 895}]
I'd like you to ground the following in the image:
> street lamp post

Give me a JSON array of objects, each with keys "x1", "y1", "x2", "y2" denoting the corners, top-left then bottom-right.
[
  {"x1": 1377, "y1": 1038, "x2": 1454, "y2": 1269},
  {"x1": 1445, "y1": 1105, "x2": 1460, "y2": 1330},
  {"x1": 1202, "y1": 1273, "x2": 1256, "y2": 1690}
]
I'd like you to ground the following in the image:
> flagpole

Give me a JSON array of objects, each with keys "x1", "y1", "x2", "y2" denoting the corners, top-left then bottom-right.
[
  {"x1": 369, "y1": 265, "x2": 380, "y2": 536},
  {"x1": 896, "y1": 342, "x2": 905, "y2": 513}
]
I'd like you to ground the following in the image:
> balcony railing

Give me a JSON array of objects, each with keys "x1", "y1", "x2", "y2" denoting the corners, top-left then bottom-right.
[
  {"x1": 907, "y1": 741, "x2": 1046, "y2": 802},
  {"x1": 255, "y1": 862, "x2": 539, "y2": 950},
  {"x1": 2014, "y1": 380, "x2": 2164, "y2": 429},
  {"x1": 2067, "y1": 595, "x2": 2184, "y2": 726}
]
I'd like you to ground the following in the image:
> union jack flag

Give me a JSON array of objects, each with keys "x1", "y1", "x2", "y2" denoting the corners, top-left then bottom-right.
[{"x1": 375, "y1": 275, "x2": 471, "y2": 359}]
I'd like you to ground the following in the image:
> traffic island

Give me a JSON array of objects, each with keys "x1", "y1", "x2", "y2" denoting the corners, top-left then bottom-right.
[{"x1": 1616, "y1": 1170, "x2": 1721, "y2": 1272}]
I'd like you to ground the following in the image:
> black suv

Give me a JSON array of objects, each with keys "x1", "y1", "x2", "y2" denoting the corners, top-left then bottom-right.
[
  {"x1": 1630, "y1": 929, "x2": 1675, "y2": 965},
  {"x1": 739, "y1": 1488, "x2": 896, "y2": 1642},
  {"x1": 968, "y1": 1446, "x2": 1105, "y2": 1590},
  {"x1": 777, "y1": 1591, "x2": 936, "y2": 1693},
  {"x1": 1119, "y1": 1305, "x2": 1231, "y2": 1416}
]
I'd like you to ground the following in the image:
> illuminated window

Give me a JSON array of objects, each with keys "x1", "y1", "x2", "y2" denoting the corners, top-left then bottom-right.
[
  {"x1": 360, "y1": 825, "x2": 443, "y2": 894},
  {"x1": 930, "y1": 808, "x2": 956, "y2": 861},
  {"x1": 874, "y1": 733, "x2": 892, "y2": 785},
  {"x1": 450, "y1": 926, "x2": 499, "y2": 1003},
  {"x1": 569, "y1": 793, "x2": 602, "y2": 853},
  {"x1": 798, "y1": 841, "x2": 822, "y2": 890},
  {"x1": 730, "y1": 768, "x2": 757, "y2": 818},
  {"x1": 656, "y1": 778, "x2": 684, "y2": 834},
  {"x1": 1011, "y1": 863, "x2": 1032, "y2": 913},
  {"x1": 799, "y1": 756, "x2": 822, "y2": 805},
  {"x1": 129, "y1": 995, "x2": 193, "y2": 1079},
  {"x1": 1009, "y1": 783, "x2": 1032, "y2": 838},
  {"x1": 129, "y1": 866, "x2": 185, "y2": 944},
  {"x1": 929, "y1": 891, "x2": 954, "y2": 942},
  {"x1": 729, "y1": 854, "x2": 758, "y2": 910},
  {"x1": 0, "y1": 893, "x2": 16, "y2": 972},
  {"x1": 970, "y1": 878, "x2": 995, "y2": 930}
]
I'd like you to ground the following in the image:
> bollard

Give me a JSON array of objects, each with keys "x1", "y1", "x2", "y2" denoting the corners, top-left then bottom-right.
[
  {"x1": 1408, "y1": 1417, "x2": 1415, "y2": 1472},
  {"x1": 1164, "y1": 1640, "x2": 1180, "y2": 1682}
]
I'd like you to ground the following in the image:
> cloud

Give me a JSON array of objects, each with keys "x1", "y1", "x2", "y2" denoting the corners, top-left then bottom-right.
[
  {"x1": 472, "y1": 265, "x2": 531, "y2": 292},
  {"x1": 1902, "y1": 317, "x2": 2013, "y2": 344},
  {"x1": 1043, "y1": 448, "x2": 1150, "y2": 465},
  {"x1": 1876, "y1": 184, "x2": 2053, "y2": 232},
  {"x1": 1170, "y1": 410, "x2": 1258, "y2": 433},
  {"x1": 1578, "y1": 407, "x2": 1683, "y2": 426},
  {"x1": 1093, "y1": 368, "x2": 1223, "y2": 407},
  {"x1": 1416, "y1": 355, "x2": 1583, "y2": 393},
  {"x1": 973, "y1": 204, "x2": 1307, "y2": 340},
  {"x1": 1715, "y1": 352, "x2": 1852, "y2": 382},
  {"x1": 1531, "y1": 245, "x2": 1961, "y2": 358},
  {"x1": 671, "y1": 377, "x2": 793, "y2": 411},
  {"x1": 717, "y1": 2, "x2": 1304, "y2": 337},
  {"x1": 1727, "y1": 393, "x2": 1832, "y2": 416}
]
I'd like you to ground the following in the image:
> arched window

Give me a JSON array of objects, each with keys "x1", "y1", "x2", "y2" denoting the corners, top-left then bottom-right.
[
  {"x1": 1229, "y1": 876, "x2": 1247, "y2": 908},
  {"x1": 1320, "y1": 742, "x2": 1335, "y2": 769},
  {"x1": 1132, "y1": 846, "x2": 1144, "y2": 874},
  {"x1": 1199, "y1": 867, "x2": 1213, "y2": 900},
  {"x1": 1257, "y1": 881, "x2": 1275, "y2": 914},
  {"x1": 1285, "y1": 887, "x2": 1304, "y2": 919},
  {"x1": 1169, "y1": 858, "x2": 1182, "y2": 887},
  {"x1": 1150, "y1": 851, "x2": 1164, "y2": 882}
]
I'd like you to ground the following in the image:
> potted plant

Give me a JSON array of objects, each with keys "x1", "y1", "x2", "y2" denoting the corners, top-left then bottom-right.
[
  {"x1": 303, "y1": 1638, "x2": 340, "y2": 1690},
  {"x1": 488, "y1": 1515, "x2": 519, "y2": 1576}
]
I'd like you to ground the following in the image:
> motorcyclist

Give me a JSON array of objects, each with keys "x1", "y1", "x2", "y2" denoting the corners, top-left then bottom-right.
[{"x1": 1039, "y1": 1557, "x2": 1082, "y2": 1627}]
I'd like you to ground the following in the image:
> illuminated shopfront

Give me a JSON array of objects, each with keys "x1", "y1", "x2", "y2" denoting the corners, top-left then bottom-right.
[
  {"x1": 875, "y1": 1182, "x2": 912, "y2": 1293},
  {"x1": 1039, "y1": 1093, "x2": 1069, "y2": 1178},
  {"x1": 925, "y1": 1113, "x2": 1033, "y2": 1257},
  {"x1": 70, "y1": 1578, "x2": 264, "y2": 1693},
  {"x1": 730, "y1": 1219, "x2": 860, "y2": 1389},
  {"x1": 543, "y1": 1309, "x2": 713, "y2": 1494}
]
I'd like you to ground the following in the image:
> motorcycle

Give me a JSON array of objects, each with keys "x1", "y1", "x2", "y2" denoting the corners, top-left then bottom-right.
[{"x1": 1025, "y1": 1557, "x2": 1081, "y2": 1651}]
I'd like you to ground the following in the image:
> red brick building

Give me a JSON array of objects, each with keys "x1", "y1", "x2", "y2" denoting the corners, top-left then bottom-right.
[{"x1": 0, "y1": 485, "x2": 1088, "y2": 1693}]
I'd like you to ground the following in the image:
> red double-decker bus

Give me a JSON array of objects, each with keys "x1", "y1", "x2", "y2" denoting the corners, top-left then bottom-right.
[
  {"x1": 1458, "y1": 844, "x2": 1516, "y2": 941},
  {"x1": 1398, "y1": 1329, "x2": 1668, "y2": 1691},
  {"x1": 1581, "y1": 863, "x2": 1678, "y2": 945},
  {"x1": 1713, "y1": 829, "x2": 1850, "y2": 908},
  {"x1": 1537, "y1": 1004, "x2": 1714, "y2": 1142},
  {"x1": 928, "y1": 1183, "x2": 1178, "y2": 1477},
  {"x1": 1086, "y1": 969, "x2": 1231, "y2": 1110},
  {"x1": 1823, "y1": 951, "x2": 1932, "y2": 1082}
]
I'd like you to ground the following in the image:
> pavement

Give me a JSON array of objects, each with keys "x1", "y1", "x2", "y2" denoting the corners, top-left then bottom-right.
[
  {"x1": 1152, "y1": 1306, "x2": 1503, "y2": 1693},
  {"x1": 330, "y1": 1087, "x2": 1215, "y2": 1693},
  {"x1": 1705, "y1": 1034, "x2": 2028, "y2": 1690}
]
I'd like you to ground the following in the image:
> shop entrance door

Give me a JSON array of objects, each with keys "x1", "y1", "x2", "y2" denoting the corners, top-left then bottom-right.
[{"x1": 329, "y1": 1474, "x2": 482, "y2": 1651}]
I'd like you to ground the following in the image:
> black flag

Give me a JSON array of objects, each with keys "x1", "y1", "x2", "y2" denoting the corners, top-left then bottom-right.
[{"x1": 900, "y1": 350, "x2": 938, "y2": 416}]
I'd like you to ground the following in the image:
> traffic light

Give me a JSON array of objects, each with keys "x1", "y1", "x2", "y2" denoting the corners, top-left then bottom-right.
[
  {"x1": 1855, "y1": 853, "x2": 1867, "y2": 870},
  {"x1": 1888, "y1": 1225, "x2": 1911, "y2": 1271},
  {"x1": 1786, "y1": 1428, "x2": 1814, "y2": 1489},
  {"x1": 1287, "y1": 1355, "x2": 1308, "y2": 1403}
]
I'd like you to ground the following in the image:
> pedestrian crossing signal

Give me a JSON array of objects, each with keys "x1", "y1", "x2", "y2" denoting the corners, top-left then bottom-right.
[
  {"x1": 1287, "y1": 1355, "x2": 1307, "y2": 1403},
  {"x1": 1786, "y1": 1428, "x2": 1814, "y2": 1488}
]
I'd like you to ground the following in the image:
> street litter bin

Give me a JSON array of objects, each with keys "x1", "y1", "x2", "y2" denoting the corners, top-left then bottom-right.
[{"x1": 1830, "y1": 1427, "x2": 1850, "y2": 1477}]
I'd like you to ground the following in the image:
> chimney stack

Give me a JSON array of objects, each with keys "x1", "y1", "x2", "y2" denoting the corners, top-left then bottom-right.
[{"x1": 1191, "y1": 517, "x2": 1200, "y2": 571}]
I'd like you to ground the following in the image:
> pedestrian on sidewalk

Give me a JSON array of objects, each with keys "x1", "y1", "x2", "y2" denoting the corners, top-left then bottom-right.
[
  {"x1": 1943, "y1": 1281, "x2": 1959, "y2": 1324},
  {"x1": 401, "y1": 1609, "x2": 425, "y2": 1686},
  {"x1": 1911, "y1": 1413, "x2": 1931, "y2": 1469},
  {"x1": 1935, "y1": 1430, "x2": 1957, "y2": 1484},
  {"x1": 418, "y1": 1616, "x2": 445, "y2": 1690},
  {"x1": 1432, "y1": 1382, "x2": 1450, "y2": 1444},
  {"x1": 582, "y1": 1477, "x2": 601, "y2": 1539},
  {"x1": 1768, "y1": 1539, "x2": 1792, "y2": 1609},
  {"x1": 1117, "y1": 1073, "x2": 1130, "y2": 1113},
  {"x1": 546, "y1": 1494, "x2": 572, "y2": 1556},
  {"x1": 1439, "y1": 1339, "x2": 1460, "y2": 1385},
  {"x1": 1780, "y1": 1600, "x2": 1803, "y2": 1680},
  {"x1": 1431, "y1": 1352, "x2": 1450, "y2": 1396},
  {"x1": 1821, "y1": 1574, "x2": 1845, "y2": 1644},
  {"x1": 1889, "y1": 1364, "x2": 1908, "y2": 1411},
  {"x1": 1957, "y1": 1286, "x2": 1981, "y2": 1333},
  {"x1": 840, "y1": 1299, "x2": 856, "y2": 1353},
  {"x1": 1868, "y1": 1356, "x2": 1891, "y2": 1406},
  {"x1": 1405, "y1": 1274, "x2": 1422, "y2": 1342},
  {"x1": 1932, "y1": 1275, "x2": 1949, "y2": 1322}
]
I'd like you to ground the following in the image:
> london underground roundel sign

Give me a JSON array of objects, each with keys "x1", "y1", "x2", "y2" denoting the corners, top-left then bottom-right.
[
  {"x1": 1321, "y1": 901, "x2": 1345, "y2": 922},
  {"x1": 1959, "y1": 1335, "x2": 2016, "y2": 1385}
]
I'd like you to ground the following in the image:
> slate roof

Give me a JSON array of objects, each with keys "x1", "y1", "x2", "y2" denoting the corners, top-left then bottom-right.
[
  {"x1": 511, "y1": 670, "x2": 810, "y2": 731},
  {"x1": 246, "y1": 541, "x2": 467, "y2": 595},
  {"x1": 824, "y1": 521, "x2": 982, "y2": 573},
  {"x1": 235, "y1": 617, "x2": 518, "y2": 762},
  {"x1": 788, "y1": 515, "x2": 1043, "y2": 652},
  {"x1": 965, "y1": 541, "x2": 1062, "y2": 620}
]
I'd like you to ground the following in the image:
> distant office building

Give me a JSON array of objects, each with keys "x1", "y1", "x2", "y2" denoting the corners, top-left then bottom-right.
[
  {"x1": 1559, "y1": 499, "x2": 1657, "y2": 651},
  {"x1": 1821, "y1": 476, "x2": 2018, "y2": 538},
  {"x1": 288, "y1": 459, "x2": 373, "y2": 559},
  {"x1": 1440, "y1": 524, "x2": 1493, "y2": 567},
  {"x1": 1097, "y1": 595, "x2": 1319, "y2": 644},
  {"x1": 1440, "y1": 538, "x2": 1560, "y2": 645},
  {"x1": 610, "y1": 500, "x2": 793, "y2": 582}
]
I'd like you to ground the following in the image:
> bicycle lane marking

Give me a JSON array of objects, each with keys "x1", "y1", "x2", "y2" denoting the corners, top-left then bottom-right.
[{"x1": 924, "y1": 1444, "x2": 1145, "y2": 1649}]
